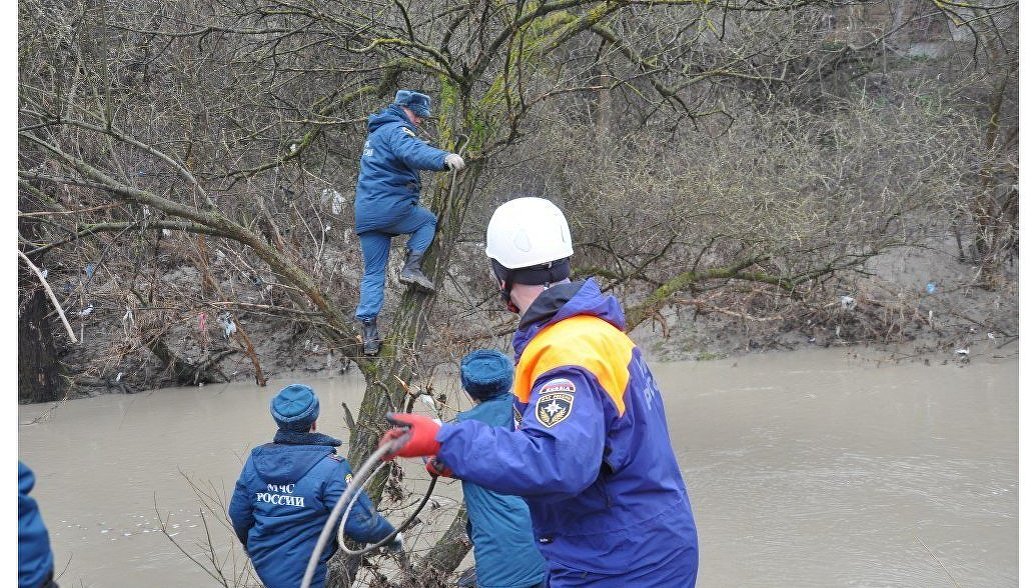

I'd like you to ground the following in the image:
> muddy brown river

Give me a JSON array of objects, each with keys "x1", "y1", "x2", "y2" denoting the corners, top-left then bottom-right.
[{"x1": 18, "y1": 347, "x2": 1017, "y2": 587}]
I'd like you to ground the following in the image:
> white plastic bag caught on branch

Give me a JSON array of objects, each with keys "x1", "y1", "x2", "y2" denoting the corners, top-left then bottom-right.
[{"x1": 322, "y1": 188, "x2": 346, "y2": 215}]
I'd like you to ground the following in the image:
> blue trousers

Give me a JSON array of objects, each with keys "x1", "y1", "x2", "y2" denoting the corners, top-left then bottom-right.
[{"x1": 355, "y1": 205, "x2": 437, "y2": 321}]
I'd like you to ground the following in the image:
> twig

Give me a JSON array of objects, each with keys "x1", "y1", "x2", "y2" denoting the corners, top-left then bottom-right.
[
  {"x1": 154, "y1": 493, "x2": 228, "y2": 586},
  {"x1": 18, "y1": 250, "x2": 79, "y2": 343},
  {"x1": 914, "y1": 534, "x2": 962, "y2": 588}
]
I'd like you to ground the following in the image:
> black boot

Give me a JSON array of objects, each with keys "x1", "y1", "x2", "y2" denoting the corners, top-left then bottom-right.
[
  {"x1": 360, "y1": 318, "x2": 381, "y2": 356},
  {"x1": 399, "y1": 249, "x2": 435, "y2": 292}
]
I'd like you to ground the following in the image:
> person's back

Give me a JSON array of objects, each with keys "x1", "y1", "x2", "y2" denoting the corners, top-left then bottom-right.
[
  {"x1": 19, "y1": 461, "x2": 58, "y2": 588},
  {"x1": 229, "y1": 384, "x2": 396, "y2": 588},
  {"x1": 450, "y1": 351, "x2": 545, "y2": 588},
  {"x1": 510, "y1": 279, "x2": 697, "y2": 585},
  {"x1": 377, "y1": 198, "x2": 698, "y2": 587},
  {"x1": 354, "y1": 103, "x2": 445, "y2": 233}
]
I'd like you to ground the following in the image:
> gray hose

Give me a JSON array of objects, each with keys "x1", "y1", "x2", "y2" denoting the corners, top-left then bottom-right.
[
  {"x1": 337, "y1": 461, "x2": 392, "y2": 556},
  {"x1": 337, "y1": 459, "x2": 440, "y2": 556},
  {"x1": 301, "y1": 443, "x2": 395, "y2": 588}
]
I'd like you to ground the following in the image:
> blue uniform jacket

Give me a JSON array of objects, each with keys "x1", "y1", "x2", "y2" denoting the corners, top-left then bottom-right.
[
  {"x1": 19, "y1": 462, "x2": 55, "y2": 588},
  {"x1": 354, "y1": 104, "x2": 448, "y2": 234},
  {"x1": 228, "y1": 432, "x2": 395, "y2": 588},
  {"x1": 457, "y1": 396, "x2": 546, "y2": 588},
  {"x1": 437, "y1": 279, "x2": 699, "y2": 586}
]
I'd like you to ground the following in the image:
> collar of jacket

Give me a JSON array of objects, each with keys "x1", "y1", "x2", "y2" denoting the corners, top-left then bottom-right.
[
  {"x1": 457, "y1": 393, "x2": 512, "y2": 422},
  {"x1": 272, "y1": 429, "x2": 342, "y2": 447},
  {"x1": 367, "y1": 104, "x2": 416, "y2": 134},
  {"x1": 512, "y1": 278, "x2": 627, "y2": 358}
]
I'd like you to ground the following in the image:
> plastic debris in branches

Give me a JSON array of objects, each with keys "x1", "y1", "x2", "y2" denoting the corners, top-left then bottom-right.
[{"x1": 217, "y1": 312, "x2": 237, "y2": 339}]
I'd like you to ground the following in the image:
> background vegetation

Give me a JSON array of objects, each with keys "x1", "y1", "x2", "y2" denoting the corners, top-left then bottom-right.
[{"x1": 18, "y1": 0, "x2": 1017, "y2": 584}]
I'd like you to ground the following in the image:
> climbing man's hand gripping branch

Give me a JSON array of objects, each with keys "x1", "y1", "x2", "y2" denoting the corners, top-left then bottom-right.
[
  {"x1": 379, "y1": 413, "x2": 442, "y2": 460},
  {"x1": 444, "y1": 153, "x2": 465, "y2": 171}
]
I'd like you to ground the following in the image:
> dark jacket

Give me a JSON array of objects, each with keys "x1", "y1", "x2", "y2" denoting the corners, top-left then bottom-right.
[
  {"x1": 437, "y1": 279, "x2": 699, "y2": 586},
  {"x1": 228, "y1": 431, "x2": 395, "y2": 588},
  {"x1": 457, "y1": 396, "x2": 546, "y2": 588},
  {"x1": 19, "y1": 462, "x2": 56, "y2": 588},
  {"x1": 354, "y1": 104, "x2": 448, "y2": 234}
]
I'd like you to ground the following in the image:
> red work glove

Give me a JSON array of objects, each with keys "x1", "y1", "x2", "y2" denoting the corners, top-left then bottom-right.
[
  {"x1": 378, "y1": 413, "x2": 442, "y2": 460},
  {"x1": 424, "y1": 456, "x2": 454, "y2": 478}
]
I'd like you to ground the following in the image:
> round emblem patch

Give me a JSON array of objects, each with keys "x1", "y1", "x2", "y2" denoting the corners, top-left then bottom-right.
[{"x1": 535, "y1": 378, "x2": 576, "y2": 428}]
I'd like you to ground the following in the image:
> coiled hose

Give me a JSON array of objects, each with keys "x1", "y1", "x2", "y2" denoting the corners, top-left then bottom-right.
[{"x1": 301, "y1": 434, "x2": 439, "y2": 588}]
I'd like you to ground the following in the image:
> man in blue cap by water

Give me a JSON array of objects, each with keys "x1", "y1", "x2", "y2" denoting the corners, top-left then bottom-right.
[
  {"x1": 354, "y1": 89, "x2": 466, "y2": 356},
  {"x1": 229, "y1": 384, "x2": 400, "y2": 588},
  {"x1": 426, "y1": 349, "x2": 546, "y2": 588}
]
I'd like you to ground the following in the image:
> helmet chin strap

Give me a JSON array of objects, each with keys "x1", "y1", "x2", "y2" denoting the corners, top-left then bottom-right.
[
  {"x1": 502, "y1": 287, "x2": 520, "y2": 314},
  {"x1": 491, "y1": 259, "x2": 520, "y2": 313}
]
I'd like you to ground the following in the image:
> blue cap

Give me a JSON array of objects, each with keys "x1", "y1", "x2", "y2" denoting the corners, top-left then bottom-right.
[
  {"x1": 393, "y1": 89, "x2": 432, "y2": 118},
  {"x1": 270, "y1": 384, "x2": 320, "y2": 431},
  {"x1": 460, "y1": 349, "x2": 514, "y2": 401}
]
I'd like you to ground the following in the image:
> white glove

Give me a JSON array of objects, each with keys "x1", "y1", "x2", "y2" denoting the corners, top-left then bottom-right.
[
  {"x1": 388, "y1": 531, "x2": 404, "y2": 551},
  {"x1": 444, "y1": 153, "x2": 465, "y2": 171}
]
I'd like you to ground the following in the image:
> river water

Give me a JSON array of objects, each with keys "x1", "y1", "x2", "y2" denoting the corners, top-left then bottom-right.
[{"x1": 18, "y1": 347, "x2": 1017, "y2": 587}]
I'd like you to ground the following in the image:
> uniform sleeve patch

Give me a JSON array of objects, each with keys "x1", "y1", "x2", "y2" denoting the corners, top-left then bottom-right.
[
  {"x1": 534, "y1": 378, "x2": 575, "y2": 428},
  {"x1": 401, "y1": 127, "x2": 416, "y2": 138}
]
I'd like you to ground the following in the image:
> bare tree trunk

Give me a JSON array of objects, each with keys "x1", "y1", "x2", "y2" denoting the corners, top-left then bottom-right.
[
  {"x1": 18, "y1": 188, "x2": 66, "y2": 404},
  {"x1": 340, "y1": 155, "x2": 482, "y2": 587},
  {"x1": 18, "y1": 265, "x2": 65, "y2": 404},
  {"x1": 410, "y1": 507, "x2": 471, "y2": 587}
]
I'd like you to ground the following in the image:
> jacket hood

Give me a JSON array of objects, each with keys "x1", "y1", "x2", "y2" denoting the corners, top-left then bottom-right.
[
  {"x1": 251, "y1": 444, "x2": 332, "y2": 485},
  {"x1": 367, "y1": 104, "x2": 412, "y2": 133},
  {"x1": 513, "y1": 278, "x2": 626, "y2": 356}
]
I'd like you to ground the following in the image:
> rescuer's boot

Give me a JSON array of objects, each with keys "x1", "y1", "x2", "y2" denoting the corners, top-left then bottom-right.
[
  {"x1": 361, "y1": 318, "x2": 381, "y2": 356},
  {"x1": 399, "y1": 250, "x2": 435, "y2": 292}
]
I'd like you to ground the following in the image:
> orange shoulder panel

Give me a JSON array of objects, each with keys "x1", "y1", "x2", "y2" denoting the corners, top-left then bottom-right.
[{"x1": 514, "y1": 315, "x2": 634, "y2": 416}]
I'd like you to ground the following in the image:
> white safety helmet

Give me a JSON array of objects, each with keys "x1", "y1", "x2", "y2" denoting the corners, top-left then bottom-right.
[{"x1": 485, "y1": 197, "x2": 574, "y2": 269}]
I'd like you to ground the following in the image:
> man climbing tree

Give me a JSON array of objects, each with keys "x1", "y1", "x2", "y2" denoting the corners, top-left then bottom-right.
[{"x1": 353, "y1": 90, "x2": 466, "y2": 356}]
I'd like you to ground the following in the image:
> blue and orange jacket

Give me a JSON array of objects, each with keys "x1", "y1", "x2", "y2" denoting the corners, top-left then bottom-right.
[
  {"x1": 19, "y1": 462, "x2": 55, "y2": 588},
  {"x1": 437, "y1": 279, "x2": 699, "y2": 586},
  {"x1": 456, "y1": 395, "x2": 546, "y2": 588},
  {"x1": 228, "y1": 432, "x2": 395, "y2": 588},
  {"x1": 354, "y1": 104, "x2": 449, "y2": 234}
]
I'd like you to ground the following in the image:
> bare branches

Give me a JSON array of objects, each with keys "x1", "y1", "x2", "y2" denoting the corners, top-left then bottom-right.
[{"x1": 17, "y1": 0, "x2": 1016, "y2": 578}]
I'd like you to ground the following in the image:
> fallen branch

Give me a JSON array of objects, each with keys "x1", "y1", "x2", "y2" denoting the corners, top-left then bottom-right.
[{"x1": 17, "y1": 249, "x2": 78, "y2": 343}]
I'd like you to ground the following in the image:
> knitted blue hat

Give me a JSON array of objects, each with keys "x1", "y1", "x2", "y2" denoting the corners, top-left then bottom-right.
[
  {"x1": 393, "y1": 89, "x2": 432, "y2": 118},
  {"x1": 270, "y1": 384, "x2": 320, "y2": 431},
  {"x1": 460, "y1": 349, "x2": 514, "y2": 401}
]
